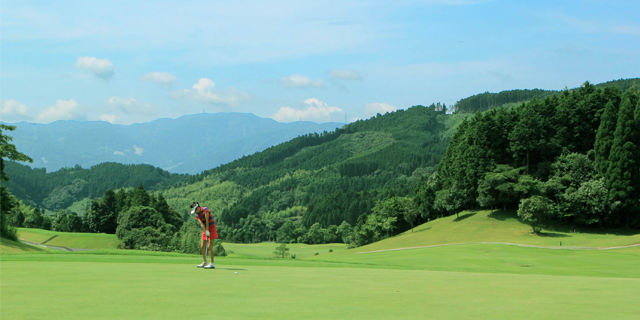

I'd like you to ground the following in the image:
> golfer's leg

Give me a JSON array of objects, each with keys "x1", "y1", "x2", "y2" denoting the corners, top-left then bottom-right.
[
  {"x1": 201, "y1": 238, "x2": 207, "y2": 263},
  {"x1": 209, "y1": 239, "x2": 215, "y2": 263}
]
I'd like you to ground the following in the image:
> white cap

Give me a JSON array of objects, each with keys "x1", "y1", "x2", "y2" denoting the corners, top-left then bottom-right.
[{"x1": 190, "y1": 204, "x2": 199, "y2": 215}]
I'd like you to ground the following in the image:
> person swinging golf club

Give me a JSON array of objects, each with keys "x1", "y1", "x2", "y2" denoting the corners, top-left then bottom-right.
[{"x1": 190, "y1": 202, "x2": 217, "y2": 269}]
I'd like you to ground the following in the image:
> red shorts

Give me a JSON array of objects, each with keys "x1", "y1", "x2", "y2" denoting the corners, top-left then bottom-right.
[{"x1": 202, "y1": 225, "x2": 219, "y2": 240}]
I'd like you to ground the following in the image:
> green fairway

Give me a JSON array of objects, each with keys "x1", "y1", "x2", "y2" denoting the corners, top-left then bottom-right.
[
  {"x1": 225, "y1": 242, "x2": 346, "y2": 259},
  {"x1": 2, "y1": 250, "x2": 640, "y2": 320},
  {"x1": 17, "y1": 228, "x2": 121, "y2": 249},
  {"x1": 347, "y1": 210, "x2": 640, "y2": 254},
  {"x1": 4, "y1": 212, "x2": 640, "y2": 319}
]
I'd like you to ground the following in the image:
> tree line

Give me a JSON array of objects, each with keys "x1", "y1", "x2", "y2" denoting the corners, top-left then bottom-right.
[{"x1": 415, "y1": 82, "x2": 640, "y2": 232}]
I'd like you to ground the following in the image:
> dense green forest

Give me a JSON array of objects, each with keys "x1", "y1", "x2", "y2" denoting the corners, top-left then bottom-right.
[
  {"x1": 418, "y1": 81, "x2": 640, "y2": 231},
  {"x1": 3, "y1": 161, "x2": 188, "y2": 211},
  {"x1": 4, "y1": 78, "x2": 639, "y2": 250},
  {"x1": 453, "y1": 77, "x2": 639, "y2": 114},
  {"x1": 162, "y1": 105, "x2": 461, "y2": 246}
]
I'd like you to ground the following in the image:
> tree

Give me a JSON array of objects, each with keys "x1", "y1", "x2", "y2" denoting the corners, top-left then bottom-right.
[
  {"x1": 595, "y1": 99, "x2": 620, "y2": 176},
  {"x1": 324, "y1": 225, "x2": 338, "y2": 243},
  {"x1": 307, "y1": 222, "x2": 324, "y2": 244},
  {"x1": 276, "y1": 220, "x2": 295, "y2": 243},
  {"x1": 606, "y1": 95, "x2": 640, "y2": 226},
  {"x1": 398, "y1": 197, "x2": 418, "y2": 232},
  {"x1": 337, "y1": 221, "x2": 353, "y2": 244},
  {"x1": 24, "y1": 207, "x2": 44, "y2": 228},
  {"x1": 517, "y1": 196, "x2": 553, "y2": 233},
  {"x1": 273, "y1": 243, "x2": 290, "y2": 258},
  {"x1": 510, "y1": 101, "x2": 545, "y2": 175},
  {"x1": 1, "y1": 124, "x2": 32, "y2": 240}
]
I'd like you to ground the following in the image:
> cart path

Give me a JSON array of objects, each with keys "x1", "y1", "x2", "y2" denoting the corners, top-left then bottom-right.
[
  {"x1": 356, "y1": 241, "x2": 640, "y2": 254},
  {"x1": 20, "y1": 239, "x2": 92, "y2": 252}
]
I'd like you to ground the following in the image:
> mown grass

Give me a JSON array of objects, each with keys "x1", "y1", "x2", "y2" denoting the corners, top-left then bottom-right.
[
  {"x1": 17, "y1": 228, "x2": 121, "y2": 249},
  {"x1": 226, "y1": 242, "x2": 346, "y2": 259},
  {"x1": 3, "y1": 254, "x2": 640, "y2": 320},
  {"x1": 0, "y1": 238, "x2": 48, "y2": 254}
]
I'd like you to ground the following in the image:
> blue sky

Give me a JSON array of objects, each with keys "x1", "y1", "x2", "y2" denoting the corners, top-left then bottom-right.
[{"x1": 1, "y1": 0, "x2": 639, "y2": 125}]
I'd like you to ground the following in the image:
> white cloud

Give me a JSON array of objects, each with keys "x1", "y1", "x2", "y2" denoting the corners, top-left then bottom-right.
[
  {"x1": 0, "y1": 99, "x2": 33, "y2": 122},
  {"x1": 99, "y1": 114, "x2": 120, "y2": 124},
  {"x1": 272, "y1": 98, "x2": 343, "y2": 123},
  {"x1": 363, "y1": 103, "x2": 397, "y2": 118},
  {"x1": 141, "y1": 72, "x2": 178, "y2": 88},
  {"x1": 280, "y1": 74, "x2": 324, "y2": 88},
  {"x1": 37, "y1": 99, "x2": 86, "y2": 123},
  {"x1": 106, "y1": 97, "x2": 157, "y2": 115},
  {"x1": 172, "y1": 78, "x2": 249, "y2": 107},
  {"x1": 114, "y1": 151, "x2": 124, "y2": 155},
  {"x1": 74, "y1": 56, "x2": 114, "y2": 80},
  {"x1": 327, "y1": 69, "x2": 362, "y2": 81},
  {"x1": 133, "y1": 145, "x2": 144, "y2": 156}
]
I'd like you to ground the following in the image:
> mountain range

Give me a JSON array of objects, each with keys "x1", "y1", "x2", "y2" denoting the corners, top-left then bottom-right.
[{"x1": 4, "y1": 113, "x2": 343, "y2": 174}]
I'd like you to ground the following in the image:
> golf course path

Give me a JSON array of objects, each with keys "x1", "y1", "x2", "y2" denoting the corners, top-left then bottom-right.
[
  {"x1": 356, "y1": 242, "x2": 640, "y2": 254},
  {"x1": 19, "y1": 239, "x2": 91, "y2": 252}
]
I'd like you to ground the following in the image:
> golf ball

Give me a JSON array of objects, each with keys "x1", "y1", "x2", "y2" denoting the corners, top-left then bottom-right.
[{"x1": 235, "y1": 272, "x2": 238, "y2": 274}]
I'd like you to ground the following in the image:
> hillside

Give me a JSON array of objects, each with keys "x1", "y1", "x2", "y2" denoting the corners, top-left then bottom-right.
[
  {"x1": 4, "y1": 161, "x2": 188, "y2": 210},
  {"x1": 337, "y1": 210, "x2": 640, "y2": 255},
  {"x1": 163, "y1": 106, "x2": 458, "y2": 239},
  {"x1": 454, "y1": 77, "x2": 639, "y2": 113},
  {"x1": 3, "y1": 112, "x2": 343, "y2": 174}
]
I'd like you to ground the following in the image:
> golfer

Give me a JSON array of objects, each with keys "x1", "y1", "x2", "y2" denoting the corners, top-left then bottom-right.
[{"x1": 190, "y1": 202, "x2": 218, "y2": 269}]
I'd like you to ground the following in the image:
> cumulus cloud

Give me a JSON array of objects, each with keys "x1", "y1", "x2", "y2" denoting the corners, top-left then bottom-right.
[
  {"x1": 280, "y1": 74, "x2": 324, "y2": 88},
  {"x1": 99, "y1": 114, "x2": 120, "y2": 124},
  {"x1": 363, "y1": 103, "x2": 397, "y2": 118},
  {"x1": 141, "y1": 72, "x2": 178, "y2": 88},
  {"x1": 0, "y1": 99, "x2": 33, "y2": 122},
  {"x1": 133, "y1": 145, "x2": 145, "y2": 156},
  {"x1": 74, "y1": 56, "x2": 115, "y2": 80},
  {"x1": 327, "y1": 69, "x2": 362, "y2": 81},
  {"x1": 37, "y1": 99, "x2": 86, "y2": 123},
  {"x1": 106, "y1": 97, "x2": 157, "y2": 115},
  {"x1": 172, "y1": 78, "x2": 249, "y2": 107},
  {"x1": 272, "y1": 98, "x2": 343, "y2": 123}
]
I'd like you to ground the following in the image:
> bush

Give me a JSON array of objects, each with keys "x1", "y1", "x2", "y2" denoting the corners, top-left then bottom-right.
[
  {"x1": 517, "y1": 195, "x2": 553, "y2": 233},
  {"x1": 1, "y1": 213, "x2": 18, "y2": 241}
]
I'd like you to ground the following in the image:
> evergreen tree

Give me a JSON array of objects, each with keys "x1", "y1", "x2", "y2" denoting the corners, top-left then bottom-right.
[
  {"x1": 595, "y1": 99, "x2": 621, "y2": 176},
  {"x1": 606, "y1": 95, "x2": 640, "y2": 226}
]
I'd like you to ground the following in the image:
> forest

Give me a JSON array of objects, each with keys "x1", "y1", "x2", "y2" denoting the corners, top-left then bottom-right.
[{"x1": 3, "y1": 78, "x2": 639, "y2": 251}]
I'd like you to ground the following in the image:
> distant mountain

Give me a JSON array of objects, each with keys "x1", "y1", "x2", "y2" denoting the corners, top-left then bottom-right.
[{"x1": 4, "y1": 113, "x2": 344, "y2": 174}]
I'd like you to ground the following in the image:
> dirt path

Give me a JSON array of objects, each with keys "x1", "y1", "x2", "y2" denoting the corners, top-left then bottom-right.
[
  {"x1": 20, "y1": 239, "x2": 92, "y2": 252},
  {"x1": 356, "y1": 241, "x2": 640, "y2": 254}
]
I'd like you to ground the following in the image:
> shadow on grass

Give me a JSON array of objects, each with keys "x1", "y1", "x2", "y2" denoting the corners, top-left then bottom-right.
[
  {"x1": 453, "y1": 212, "x2": 476, "y2": 222},
  {"x1": 414, "y1": 227, "x2": 432, "y2": 233},
  {"x1": 487, "y1": 210, "x2": 518, "y2": 221},
  {"x1": 537, "y1": 232, "x2": 570, "y2": 238}
]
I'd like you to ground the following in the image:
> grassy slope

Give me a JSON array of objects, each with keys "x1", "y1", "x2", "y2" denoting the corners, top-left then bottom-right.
[
  {"x1": 345, "y1": 210, "x2": 640, "y2": 254},
  {"x1": 0, "y1": 238, "x2": 48, "y2": 254},
  {"x1": 17, "y1": 228, "x2": 121, "y2": 249}
]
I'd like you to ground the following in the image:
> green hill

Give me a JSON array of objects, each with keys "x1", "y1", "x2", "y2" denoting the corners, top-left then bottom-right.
[
  {"x1": 16, "y1": 228, "x2": 121, "y2": 250},
  {"x1": 0, "y1": 237, "x2": 48, "y2": 254},
  {"x1": 334, "y1": 210, "x2": 640, "y2": 255}
]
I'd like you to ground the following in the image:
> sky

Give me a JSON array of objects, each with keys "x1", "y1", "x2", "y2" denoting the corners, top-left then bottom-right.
[{"x1": 1, "y1": 0, "x2": 639, "y2": 125}]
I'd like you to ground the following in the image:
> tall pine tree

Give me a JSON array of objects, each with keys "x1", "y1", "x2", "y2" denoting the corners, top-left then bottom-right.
[
  {"x1": 606, "y1": 95, "x2": 640, "y2": 226},
  {"x1": 594, "y1": 99, "x2": 621, "y2": 176}
]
